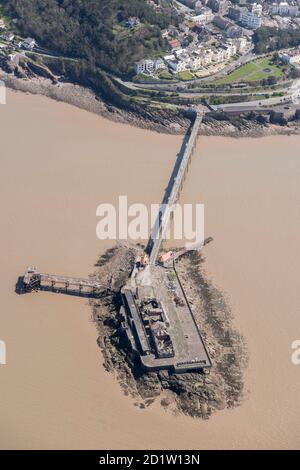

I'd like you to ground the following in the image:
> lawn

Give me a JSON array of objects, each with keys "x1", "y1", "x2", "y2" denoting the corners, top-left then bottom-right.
[
  {"x1": 214, "y1": 56, "x2": 286, "y2": 85},
  {"x1": 177, "y1": 70, "x2": 194, "y2": 81},
  {"x1": 159, "y1": 70, "x2": 174, "y2": 80}
]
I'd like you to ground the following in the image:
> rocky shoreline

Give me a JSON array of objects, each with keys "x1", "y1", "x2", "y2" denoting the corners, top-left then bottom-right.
[
  {"x1": 90, "y1": 244, "x2": 248, "y2": 419},
  {"x1": 2, "y1": 69, "x2": 300, "y2": 138}
]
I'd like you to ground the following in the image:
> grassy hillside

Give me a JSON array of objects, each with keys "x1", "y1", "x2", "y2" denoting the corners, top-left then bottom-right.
[{"x1": 0, "y1": 0, "x2": 178, "y2": 75}]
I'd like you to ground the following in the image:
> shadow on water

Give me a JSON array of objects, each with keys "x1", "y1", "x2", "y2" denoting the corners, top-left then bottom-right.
[{"x1": 15, "y1": 276, "x2": 108, "y2": 299}]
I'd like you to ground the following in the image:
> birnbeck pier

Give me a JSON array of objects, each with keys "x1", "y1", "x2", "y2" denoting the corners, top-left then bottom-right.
[
  {"x1": 120, "y1": 109, "x2": 212, "y2": 373},
  {"x1": 20, "y1": 108, "x2": 211, "y2": 374}
]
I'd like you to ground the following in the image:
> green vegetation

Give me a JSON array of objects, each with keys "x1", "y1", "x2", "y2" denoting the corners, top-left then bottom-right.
[
  {"x1": 158, "y1": 70, "x2": 174, "y2": 80},
  {"x1": 132, "y1": 73, "x2": 158, "y2": 82},
  {"x1": 176, "y1": 70, "x2": 194, "y2": 81},
  {"x1": 0, "y1": 0, "x2": 177, "y2": 75},
  {"x1": 253, "y1": 27, "x2": 300, "y2": 54},
  {"x1": 214, "y1": 56, "x2": 286, "y2": 85}
]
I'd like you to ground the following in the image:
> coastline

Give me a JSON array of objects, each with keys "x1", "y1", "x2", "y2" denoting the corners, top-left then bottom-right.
[{"x1": 2, "y1": 70, "x2": 300, "y2": 138}]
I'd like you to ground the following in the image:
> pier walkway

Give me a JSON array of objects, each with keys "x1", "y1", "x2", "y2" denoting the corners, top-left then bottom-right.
[
  {"x1": 23, "y1": 267, "x2": 105, "y2": 294},
  {"x1": 147, "y1": 110, "x2": 203, "y2": 264}
]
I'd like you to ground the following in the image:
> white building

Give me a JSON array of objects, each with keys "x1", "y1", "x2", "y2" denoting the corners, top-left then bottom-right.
[
  {"x1": 249, "y1": 3, "x2": 263, "y2": 16},
  {"x1": 192, "y1": 10, "x2": 215, "y2": 25},
  {"x1": 154, "y1": 58, "x2": 166, "y2": 71},
  {"x1": 201, "y1": 49, "x2": 214, "y2": 65},
  {"x1": 240, "y1": 10, "x2": 262, "y2": 29},
  {"x1": 214, "y1": 49, "x2": 225, "y2": 63},
  {"x1": 234, "y1": 36, "x2": 248, "y2": 53},
  {"x1": 167, "y1": 59, "x2": 188, "y2": 73},
  {"x1": 280, "y1": 50, "x2": 300, "y2": 65},
  {"x1": 223, "y1": 41, "x2": 237, "y2": 57},
  {"x1": 271, "y1": 2, "x2": 299, "y2": 16},
  {"x1": 189, "y1": 55, "x2": 203, "y2": 71},
  {"x1": 134, "y1": 59, "x2": 155, "y2": 74}
]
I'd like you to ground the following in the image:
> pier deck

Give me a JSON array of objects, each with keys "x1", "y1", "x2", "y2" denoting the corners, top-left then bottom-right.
[
  {"x1": 23, "y1": 267, "x2": 105, "y2": 293},
  {"x1": 148, "y1": 110, "x2": 203, "y2": 264}
]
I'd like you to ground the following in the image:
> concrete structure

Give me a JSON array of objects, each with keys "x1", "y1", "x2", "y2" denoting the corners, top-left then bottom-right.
[
  {"x1": 239, "y1": 9, "x2": 262, "y2": 29},
  {"x1": 22, "y1": 266, "x2": 105, "y2": 295},
  {"x1": 120, "y1": 263, "x2": 211, "y2": 373},
  {"x1": 271, "y1": 2, "x2": 299, "y2": 16}
]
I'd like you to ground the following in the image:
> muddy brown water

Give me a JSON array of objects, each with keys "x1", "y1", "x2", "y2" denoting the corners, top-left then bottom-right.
[{"x1": 0, "y1": 90, "x2": 299, "y2": 449}]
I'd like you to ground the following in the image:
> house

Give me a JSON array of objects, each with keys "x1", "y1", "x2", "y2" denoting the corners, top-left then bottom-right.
[
  {"x1": 280, "y1": 49, "x2": 300, "y2": 65},
  {"x1": 134, "y1": 59, "x2": 155, "y2": 74},
  {"x1": 179, "y1": 23, "x2": 190, "y2": 33},
  {"x1": 1, "y1": 33, "x2": 15, "y2": 42},
  {"x1": 14, "y1": 40, "x2": 23, "y2": 49},
  {"x1": 163, "y1": 54, "x2": 176, "y2": 62},
  {"x1": 22, "y1": 37, "x2": 37, "y2": 50},
  {"x1": 0, "y1": 19, "x2": 6, "y2": 29},
  {"x1": 125, "y1": 17, "x2": 140, "y2": 28},
  {"x1": 168, "y1": 39, "x2": 181, "y2": 50}
]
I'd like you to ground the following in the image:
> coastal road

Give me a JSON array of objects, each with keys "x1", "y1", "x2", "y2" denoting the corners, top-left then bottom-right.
[{"x1": 212, "y1": 78, "x2": 300, "y2": 111}]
